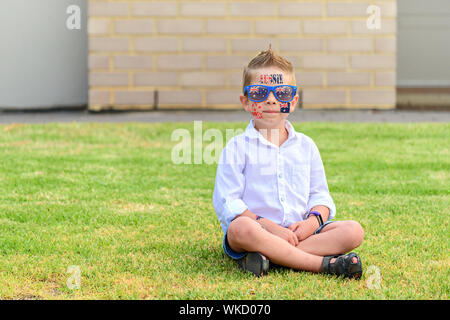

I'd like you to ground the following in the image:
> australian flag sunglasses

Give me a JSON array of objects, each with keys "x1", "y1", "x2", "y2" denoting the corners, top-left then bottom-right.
[{"x1": 244, "y1": 85, "x2": 297, "y2": 103}]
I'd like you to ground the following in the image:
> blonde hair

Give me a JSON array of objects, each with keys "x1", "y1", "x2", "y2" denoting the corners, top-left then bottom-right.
[{"x1": 242, "y1": 45, "x2": 295, "y2": 93}]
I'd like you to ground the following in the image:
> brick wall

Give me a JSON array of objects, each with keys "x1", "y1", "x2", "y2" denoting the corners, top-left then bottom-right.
[{"x1": 88, "y1": 0, "x2": 397, "y2": 111}]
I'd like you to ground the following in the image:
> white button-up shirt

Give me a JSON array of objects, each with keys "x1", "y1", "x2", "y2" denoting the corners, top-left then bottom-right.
[{"x1": 213, "y1": 119, "x2": 336, "y2": 233}]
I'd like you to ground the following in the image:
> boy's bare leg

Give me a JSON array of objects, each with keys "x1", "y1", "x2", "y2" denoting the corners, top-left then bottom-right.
[
  {"x1": 296, "y1": 221, "x2": 364, "y2": 262},
  {"x1": 227, "y1": 216, "x2": 323, "y2": 272}
]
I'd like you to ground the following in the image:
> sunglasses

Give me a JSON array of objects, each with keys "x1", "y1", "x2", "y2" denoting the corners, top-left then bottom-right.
[{"x1": 244, "y1": 85, "x2": 297, "y2": 103}]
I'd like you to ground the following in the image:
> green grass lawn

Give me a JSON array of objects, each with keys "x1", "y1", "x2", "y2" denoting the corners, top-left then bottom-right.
[{"x1": 0, "y1": 121, "x2": 448, "y2": 299}]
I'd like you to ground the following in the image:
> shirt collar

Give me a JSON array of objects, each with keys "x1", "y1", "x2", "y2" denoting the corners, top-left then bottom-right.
[{"x1": 245, "y1": 119, "x2": 298, "y2": 143}]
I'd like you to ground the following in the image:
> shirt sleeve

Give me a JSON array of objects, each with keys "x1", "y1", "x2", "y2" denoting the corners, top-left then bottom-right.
[
  {"x1": 212, "y1": 138, "x2": 248, "y2": 233},
  {"x1": 306, "y1": 141, "x2": 336, "y2": 221}
]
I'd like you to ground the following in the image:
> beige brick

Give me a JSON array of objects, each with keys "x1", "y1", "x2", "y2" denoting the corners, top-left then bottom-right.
[
  {"x1": 351, "y1": 55, "x2": 396, "y2": 69},
  {"x1": 206, "y1": 20, "x2": 251, "y2": 34},
  {"x1": 278, "y1": 2, "x2": 323, "y2": 17},
  {"x1": 114, "y1": 55, "x2": 153, "y2": 69},
  {"x1": 283, "y1": 55, "x2": 300, "y2": 68},
  {"x1": 181, "y1": 3, "x2": 227, "y2": 16},
  {"x1": 303, "y1": 89, "x2": 347, "y2": 104},
  {"x1": 87, "y1": 0, "x2": 397, "y2": 111},
  {"x1": 134, "y1": 37, "x2": 178, "y2": 52},
  {"x1": 89, "y1": 90, "x2": 110, "y2": 104},
  {"x1": 351, "y1": 19, "x2": 396, "y2": 35},
  {"x1": 375, "y1": 38, "x2": 396, "y2": 52},
  {"x1": 327, "y1": 72, "x2": 371, "y2": 86},
  {"x1": 115, "y1": 91, "x2": 154, "y2": 105},
  {"x1": 350, "y1": 90, "x2": 396, "y2": 105},
  {"x1": 88, "y1": 2, "x2": 128, "y2": 17},
  {"x1": 130, "y1": 2, "x2": 177, "y2": 16},
  {"x1": 295, "y1": 72, "x2": 323, "y2": 86},
  {"x1": 134, "y1": 72, "x2": 178, "y2": 86},
  {"x1": 231, "y1": 38, "x2": 276, "y2": 52},
  {"x1": 302, "y1": 55, "x2": 347, "y2": 69},
  {"x1": 255, "y1": 20, "x2": 300, "y2": 35},
  {"x1": 279, "y1": 38, "x2": 323, "y2": 52},
  {"x1": 158, "y1": 90, "x2": 202, "y2": 105},
  {"x1": 157, "y1": 55, "x2": 203, "y2": 70},
  {"x1": 378, "y1": 2, "x2": 397, "y2": 18},
  {"x1": 206, "y1": 90, "x2": 241, "y2": 105},
  {"x1": 180, "y1": 72, "x2": 226, "y2": 86},
  {"x1": 375, "y1": 71, "x2": 396, "y2": 86},
  {"x1": 327, "y1": 3, "x2": 367, "y2": 17},
  {"x1": 89, "y1": 38, "x2": 129, "y2": 52},
  {"x1": 230, "y1": 2, "x2": 275, "y2": 16},
  {"x1": 182, "y1": 38, "x2": 227, "y2": 52},
  {"x1": 229, "y1": 72, "x2": 244, "y2": 87},
  {"x1": 115, "y1": 20, "x2": 154, "y2": 34},
  {"x1": 303, "y1": 20, "x2": 347, "y2": 34},
  {"x1": 89, "y1": 55, "x2": 110, "y2": 69},
  {"x1": 361, "y1": 2, "x2": 397, "y2": 18},
  {"x1": 327, "y1": 38, "x2": 372, "y2": 52},
  {"x1": 206, "y1": 55, "x2": 250, "y2": 69},
  {"x1": 90, "y1": 72, "x2": 129, "y2": 86},
  {"x1": 157, "y1": 19, "x2": 203, "y2": 34},
  {"x1": 88, "y1": 19, "x2": 110, "y2": 35}
]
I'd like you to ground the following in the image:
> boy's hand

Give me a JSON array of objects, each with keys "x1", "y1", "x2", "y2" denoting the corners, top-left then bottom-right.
[
  {"x1": 264, "y1": 223, "x2": 299, "y2": 246},
  {"x1": 238, "y1": 210, "x2": 299, "y2": 246},
  {"x1": 288, "y1": 220, "x2": 316, "y2": 241}
]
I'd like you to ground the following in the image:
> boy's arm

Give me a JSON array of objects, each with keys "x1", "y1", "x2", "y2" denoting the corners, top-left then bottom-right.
[
  {"x1": 306, "y1": 141, "x2": 336, "y2": 220},
  {"x1": 235, "y1": 209, "x2": 299, "y2": 246},
  {"x1": 289, "y1": 205, "x2": 330, "y2": 240},
  {"x1": 289, "y1": 141, "x2": 335, "y2": 241},
  {"x1": 213, "y1": 139, "x2": 250, "y2": 232}
]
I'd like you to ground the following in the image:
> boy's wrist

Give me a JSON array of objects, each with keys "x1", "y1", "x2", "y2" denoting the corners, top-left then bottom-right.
[
  {"x1": 306, "y1": 215, "x2": 320, "y2": 232},
  {"x1": 257, "y1": 217, "x2": 280, "y2": 233}
]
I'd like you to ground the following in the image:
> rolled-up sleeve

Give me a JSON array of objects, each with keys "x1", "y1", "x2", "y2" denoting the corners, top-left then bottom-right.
[
  {"x1": 306, "y1": 141, "x2": 336, "y2": 221},
  {"x1": 213, "y1": 138, "x2": 248, "y2": 233}
]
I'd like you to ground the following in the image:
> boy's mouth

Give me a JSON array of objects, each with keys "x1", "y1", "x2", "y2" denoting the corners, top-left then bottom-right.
[{"x1": 263, "y1": 110, "x2": 280, "y2": 114}]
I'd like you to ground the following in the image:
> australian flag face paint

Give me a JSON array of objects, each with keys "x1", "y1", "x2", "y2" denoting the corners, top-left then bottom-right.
[{"x1": 280, "y1": 102, "x2": 290, "y2": 113}]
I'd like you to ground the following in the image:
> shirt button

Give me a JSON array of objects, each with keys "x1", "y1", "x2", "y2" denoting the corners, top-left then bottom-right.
[
  {"x1": 278, "y1": 173, "x2": 283, "y2": 179},
  {"x1": 280, "y1": 197, "x2": 285, "y2": 202}
]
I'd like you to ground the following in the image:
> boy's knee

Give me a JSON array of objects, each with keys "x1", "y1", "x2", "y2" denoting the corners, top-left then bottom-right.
[
  {"x1": 227, "y1": 216, "x2": 259, "y2": 245},
  {"x1": 345, "y1": 220, "x2": 364, "y2": 247}
]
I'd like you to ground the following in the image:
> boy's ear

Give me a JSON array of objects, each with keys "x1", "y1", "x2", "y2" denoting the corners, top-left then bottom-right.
[
  {"x1": 240, "y1": 94, "x2": 251, "y2": 112},
  {"x1": 290, "y1": 94, "x2": 299, "y2": 113}
]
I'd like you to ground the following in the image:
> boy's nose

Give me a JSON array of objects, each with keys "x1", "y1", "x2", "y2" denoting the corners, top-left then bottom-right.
[{"x1": 265, "y1": 91, "x2": 277, "y2": 104}]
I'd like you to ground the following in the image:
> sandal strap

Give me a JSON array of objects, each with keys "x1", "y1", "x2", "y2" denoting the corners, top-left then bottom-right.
[
  {"x1": 342, "y1": 252, "x2": 363, "y2": 279},
  {"x1": 321, "y1": 253, "x2": 363, "y2": 280},
  {"x1": 321, "y1": 254, "x2": 344, "y2": 275}
]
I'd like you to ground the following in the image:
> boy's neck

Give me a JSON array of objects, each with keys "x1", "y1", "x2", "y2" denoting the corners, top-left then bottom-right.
[{"x1": 253, "y1": 119, "x2": 289, "y2": 147}]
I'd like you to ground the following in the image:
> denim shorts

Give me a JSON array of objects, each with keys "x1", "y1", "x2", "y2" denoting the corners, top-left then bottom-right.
[{"x1": 223, "y1": 220, "x2": 335, "y2": 260}]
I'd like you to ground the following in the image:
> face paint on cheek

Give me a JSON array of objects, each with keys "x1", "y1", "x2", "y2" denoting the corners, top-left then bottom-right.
[
  {"x1": 251, "y1": 102, "x2": 263, "y2": 119},
  {"x1": 280, "y1": 102, "x2": 290, "y2": 113}
]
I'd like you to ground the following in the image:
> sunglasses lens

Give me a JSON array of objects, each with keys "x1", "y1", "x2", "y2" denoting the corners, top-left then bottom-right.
[
  {"x1": 275, "y1": 86, "x2": 294, "y2": 101},
  {"x1": 248, "y1": 86, "x2": 268, "y2": 101}
]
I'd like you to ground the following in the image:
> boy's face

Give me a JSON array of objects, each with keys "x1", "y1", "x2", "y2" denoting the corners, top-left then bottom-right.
[{"x1": 240, "y1": 67, "x2": 299, "y2": 126}]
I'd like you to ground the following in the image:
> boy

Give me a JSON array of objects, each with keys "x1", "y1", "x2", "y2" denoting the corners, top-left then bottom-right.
[{"x1": 212, "y1": 48, "x2": 364, "y2": 279}]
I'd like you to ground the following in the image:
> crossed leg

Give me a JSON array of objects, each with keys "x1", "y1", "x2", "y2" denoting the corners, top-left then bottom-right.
[
  {"x1": 296, "y1": 220, "x2": 364, "y2": 256},
  {"x1": 226, "y1": 217, "x2": 364, "y2": 273}
]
